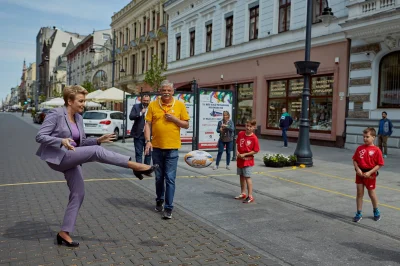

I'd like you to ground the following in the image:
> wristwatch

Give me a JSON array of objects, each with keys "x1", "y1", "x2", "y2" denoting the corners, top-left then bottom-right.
[{"x1": 145, "y1": 140, "x2": 151, "y2": 144}]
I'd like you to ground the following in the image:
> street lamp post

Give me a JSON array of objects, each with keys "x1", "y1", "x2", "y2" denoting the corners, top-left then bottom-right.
[{"x1": 293, "y1": 0, "x2": 334, "y2": 167}]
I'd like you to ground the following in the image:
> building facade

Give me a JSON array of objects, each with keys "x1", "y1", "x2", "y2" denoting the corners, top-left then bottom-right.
[
  {"x1": 18, "y1": 60, "x2": 28, "y2": 105},
  {"x1": 26, "y1": 63, "x2": 36, "y2": 103},
  {"x1": 164, "y1": 0, "x2": 350, "y2": 146},
  {"x1": 91, "y1": 37, "x2": 114, "y2": 90},
  {"x1": 111, "y1": 0, "x2": 169, "y2": 93},
  {"x1": 66, "y1": 29, "x2": 111, "y2": 88},
  {"x1": 341, "y1": 0, "x2": 400, "y2": 154},
  {"x1": 36, "y1": 27, "x2": 83, "y2": 100}
]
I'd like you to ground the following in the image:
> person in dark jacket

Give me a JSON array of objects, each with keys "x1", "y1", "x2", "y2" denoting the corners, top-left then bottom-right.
[
  {"x1": 378, "y1": 111, "x2": 393, "y2": 158},
  {"x1": 129, "y1": 94, "x2": 152, "y2": 165},
  {"x1": 279, "y1": 108, "x2": 293, "y2": 148},
  {"x1": 213, "y1": 111, "x2": 235, "y2": 170}
]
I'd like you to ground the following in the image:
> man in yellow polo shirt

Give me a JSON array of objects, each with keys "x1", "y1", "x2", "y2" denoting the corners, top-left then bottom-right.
[{"x1": 144, "y1": 80, "x2": 190, "y2": 219}]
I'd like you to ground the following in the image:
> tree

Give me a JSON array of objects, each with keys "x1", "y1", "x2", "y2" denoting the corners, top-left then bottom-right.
[
  {"x1": 144, "y1": 54, "x2": 167, "y2": 92},
  {"x1": 81, "y1": 80, "x2": 96, "y2": 93},
  {"x1": 52, "y1": 89, "x2": 62, "y2": 98}
]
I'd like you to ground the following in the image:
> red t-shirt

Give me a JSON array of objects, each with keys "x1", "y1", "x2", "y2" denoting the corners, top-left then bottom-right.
[
  {"x1": 236, "y1": 131, "x2": 260, "y2": 168},
  {"x1": 352, "y1": 145, "x2": 384, "y2": 170}
]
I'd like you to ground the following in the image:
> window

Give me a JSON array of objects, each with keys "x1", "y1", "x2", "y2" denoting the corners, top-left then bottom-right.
[
  {"x1": 237, "y1": 83, "x2": 254, "y2": 126},
  {"x1": 190, "y1": 30, "x2": 195, "y2": 57},
  {"x1": 141, "y1": 50, "x2": 146, "y2": 73},
  {"x1": 279, "y1": 0, "x2": 291, "y2": 33},
  {"x1": 143, "y1": 17, "x2": 147, "y2": 35},
  {"x1": 225, "y1": 16, "x2": 233, "y2": 47},
  {"x1": 160, "y1": 42, "x2": 165, "y2": 66},
  {"x1": 124, "y1": 57, "x2": 128, "y2": 73},
  {"x1": 150, "y1": 47, "x2": 154, "y2": 57},
  {"x1": 103, "y1": 33, "x2": 110, "y2": 40},
  {"x1": 152, "y1": 11, "x2": 156, "y2": 30},
  {"x1": 206, "y1": 24, "x2": 212, "y2": 52},
  {"x1": 267, "y1": 75, "x2": 334, "y2": 131},
  {"x1": 313, "y1": 0, "x2": 327, "y2": 23},
  {"x1": 62, "y1": 42, "x2": 67, "y2": 47},
  {"x1": 163, "y1": 11, "x2": 167, "y2": 25},
  {"x1": 379, "y1": 51, "x2": 400, "y2": 108},
  {"x1": 126, "y1": 28, "x2": 129, "y2": 44},
  {"x1": 134, "y1": 23, "x2": 137, "y2": 39},
  {"x1": 249, "y1": 6, "x2": 259, "y2": 40},
  {"x1": 176, "y1": 36, "x2": 181, "y2": 60}
]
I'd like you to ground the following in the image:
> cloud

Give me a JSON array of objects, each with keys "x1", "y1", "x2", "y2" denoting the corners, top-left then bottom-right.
[{"x1": 0, "y1": 0, "x2": 129, "y2": 22}]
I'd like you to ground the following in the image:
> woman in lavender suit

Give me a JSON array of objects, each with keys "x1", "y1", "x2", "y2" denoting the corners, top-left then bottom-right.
[{"x1": 36, "y1": 85, "x2": 157, "y2": 247}]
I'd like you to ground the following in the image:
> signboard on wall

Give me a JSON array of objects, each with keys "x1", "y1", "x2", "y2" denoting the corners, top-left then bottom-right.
[
  {"x1": 126, "y1": 94, "x2": 193, "y2": 143},
  {"x1": 198, "y1": 89, "x2": 233, "y2": 150}
]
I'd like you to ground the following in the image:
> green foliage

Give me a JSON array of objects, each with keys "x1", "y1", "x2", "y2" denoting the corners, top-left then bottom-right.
[
  {"x1": 52, "y1": 89, "x2": 62, "y2": 98},
  {"x1": 144, "y1": 54, "x2": 167, "y2": 92},
  {"x1": 263, "y1": 154, "x2": 297, "y2": 167},
  {"x1": 81, "y1": 80, "x2": 95, "y2": 93},
  {"x1": 39, "y1": 95, "x2": 46, "y2": 103}
]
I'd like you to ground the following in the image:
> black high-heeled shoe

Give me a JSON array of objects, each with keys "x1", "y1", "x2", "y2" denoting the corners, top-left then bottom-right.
[
  {"x1": 133, "y1": 164, "x2": 159, "y2": 180},
  {"x1": 57, "y1": 233, "x2": 79, "y2": 247}
]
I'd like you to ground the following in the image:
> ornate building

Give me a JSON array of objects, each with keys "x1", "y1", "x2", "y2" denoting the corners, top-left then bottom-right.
[
  {"x1": 26, "y1": 63, "x2": 36, "y2": 103},
  {"x1": 65, "y1": 29, "x2": 111, "y2": 88},
  {"x1": 341, "y1": 0, "x2": 400, "y2": 154},
  {"x1": 111, "y1": 0, "x2": 169, "y2": 93}
]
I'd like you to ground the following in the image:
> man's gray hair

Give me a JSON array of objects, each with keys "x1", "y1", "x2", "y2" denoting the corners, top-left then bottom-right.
[{"x1": 160, "y1": 80, "x2": 174, "y2": 89}]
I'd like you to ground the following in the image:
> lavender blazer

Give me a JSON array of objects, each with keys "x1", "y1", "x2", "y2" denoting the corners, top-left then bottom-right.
[{"x1": 35, "y1": 106, "x2": 98, "y2": 165}]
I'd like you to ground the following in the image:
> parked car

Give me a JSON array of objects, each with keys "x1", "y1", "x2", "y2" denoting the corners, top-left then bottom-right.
[
  {"x1": 82, "y1": 110, "x2": 124, "y2": 139},
  {"x1": 33, "y1": 108, "x2": 50, "y2": 124}
]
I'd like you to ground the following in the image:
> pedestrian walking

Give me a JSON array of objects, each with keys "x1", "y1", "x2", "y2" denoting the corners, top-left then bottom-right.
[
  {"x1": 279, "y1": 108, "x2": 293, "y2": 148},
  {"x1": 129, "y1": 94, "x2": 151, "y2": 165},
  {"x1": 352, "y1": 127, "x2": 384, "y2": 223},
  {"x1": 234, "y1": 120, "x2": 260, "y2": 203},
  {"x1": 35, "y1": 85, "x2": 157, "y2": 247},
  {"x1": 144, "y1": 80, "x2": 190, "y2": 219},
  {"x1": 377, "y1": 111, "x2": 393, "y2": 158},
  {"x1": 213, "y1": 111, "x2": 235, "y2": 170}
]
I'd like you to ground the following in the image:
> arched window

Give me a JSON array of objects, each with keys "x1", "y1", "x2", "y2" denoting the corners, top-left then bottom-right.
[
  {"x1": 92, "y1": 70, "x2": 107, "y2": 90},
  {"x1": 378, "y1": 51, "x2": 400, "y2": 108}
]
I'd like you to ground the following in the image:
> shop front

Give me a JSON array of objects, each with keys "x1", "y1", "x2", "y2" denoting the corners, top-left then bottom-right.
[{"x1": 165, "y1": 41, "x2": 349, "y2": 146}]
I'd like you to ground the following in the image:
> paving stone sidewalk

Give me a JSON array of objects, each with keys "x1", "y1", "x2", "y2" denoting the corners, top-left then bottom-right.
[{"x1": 0, "y1": 113, "x2": 284, "y2": 266}]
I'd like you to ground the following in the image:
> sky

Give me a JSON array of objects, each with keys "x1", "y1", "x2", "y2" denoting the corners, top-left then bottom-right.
[{"x1": 0, "y1": 0, "x2": 130, "y2": 102}]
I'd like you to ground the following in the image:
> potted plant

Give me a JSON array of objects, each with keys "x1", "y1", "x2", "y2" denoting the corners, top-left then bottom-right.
[{"x1": 263, "y1": 154, "x2": 297, "y2": 168}]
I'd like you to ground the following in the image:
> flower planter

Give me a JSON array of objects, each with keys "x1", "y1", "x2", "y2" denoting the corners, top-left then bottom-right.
[{"x1": 263, "y1": 153, "x2": 297, "y2": 168}]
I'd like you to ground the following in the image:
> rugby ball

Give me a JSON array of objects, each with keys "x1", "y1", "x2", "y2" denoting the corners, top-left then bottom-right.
[{"x1": 184, "y1": 150, "x2": 214, "y2": 168}]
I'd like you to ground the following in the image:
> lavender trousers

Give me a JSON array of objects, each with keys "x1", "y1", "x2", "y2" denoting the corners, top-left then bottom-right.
[{"x1": 47, "y1": 145, "x2": 130, "y2": 233}]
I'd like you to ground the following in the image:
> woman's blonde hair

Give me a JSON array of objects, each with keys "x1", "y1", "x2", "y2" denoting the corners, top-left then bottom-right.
[
  {"x1": 63, "y1": 85, "x2": 88, "y2": 106},
  {"x1": 223, "y1": 111, "x2": 230, "y2": 118}
]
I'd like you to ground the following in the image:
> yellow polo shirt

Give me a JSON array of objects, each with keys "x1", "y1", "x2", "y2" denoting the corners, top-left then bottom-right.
[{"x1": 145, "y1": 97, "x2": 190, "y2": 149}]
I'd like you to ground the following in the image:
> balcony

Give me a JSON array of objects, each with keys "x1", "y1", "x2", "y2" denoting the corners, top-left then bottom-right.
[
  {"x1": 347, "y1": 0, "x2": 399, "y2": 20},
  {"x1": 118, "y1": 74, "x2": 135, "y2": 85}
]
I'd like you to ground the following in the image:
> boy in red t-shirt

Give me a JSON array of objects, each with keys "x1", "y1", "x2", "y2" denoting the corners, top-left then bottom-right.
[
  {"x1": 352, "y1": 127, "x2": 384, "y2": 222},
  {"x1": 235, "y1": 120, "x2": 260, "y2": 203}
]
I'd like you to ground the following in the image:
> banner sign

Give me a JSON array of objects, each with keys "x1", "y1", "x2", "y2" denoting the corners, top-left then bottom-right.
[{"x1": 198, "y1": 90, "x2": 233, "y2": 150}]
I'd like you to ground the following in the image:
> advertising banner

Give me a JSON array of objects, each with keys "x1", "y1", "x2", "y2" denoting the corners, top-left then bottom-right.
[{"x1": 198, "y1": 90, "x2": 233, "y2": 150}]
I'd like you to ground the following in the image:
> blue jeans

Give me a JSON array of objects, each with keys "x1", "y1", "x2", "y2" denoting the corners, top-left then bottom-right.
[
  {"x1": 216, "y1": 139, "x2": 233, "y2": 166},
  {"x1": 282, "y1": 128, "x2": 288, "y2": 147},
  {"x1": 134, "y1": 133, "x2": 151, "y2": 165},
  {"x1": 152, "y1": 148, "x2": 179, "y2": 211}
]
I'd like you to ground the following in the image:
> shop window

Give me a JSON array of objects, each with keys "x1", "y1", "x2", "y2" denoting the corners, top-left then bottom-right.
[
  {"x1": 237, "y1": 83, "x2": 254, "y2": 126},
  {"x1": 279, "y1": 0, "x2": 291, "y2": 33},
  {"x1": 249, "y1": 6, "x2": 259, "y2": 40},
  {"x1": 267, "y1": 75, "x2": 333, "y2": 132},
  {"x1": 225, "y1": 16, "x2": 233, "y2": 47},
  {"x1": 378, "y1": 51, "x2": 400, "y2": 108}
]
